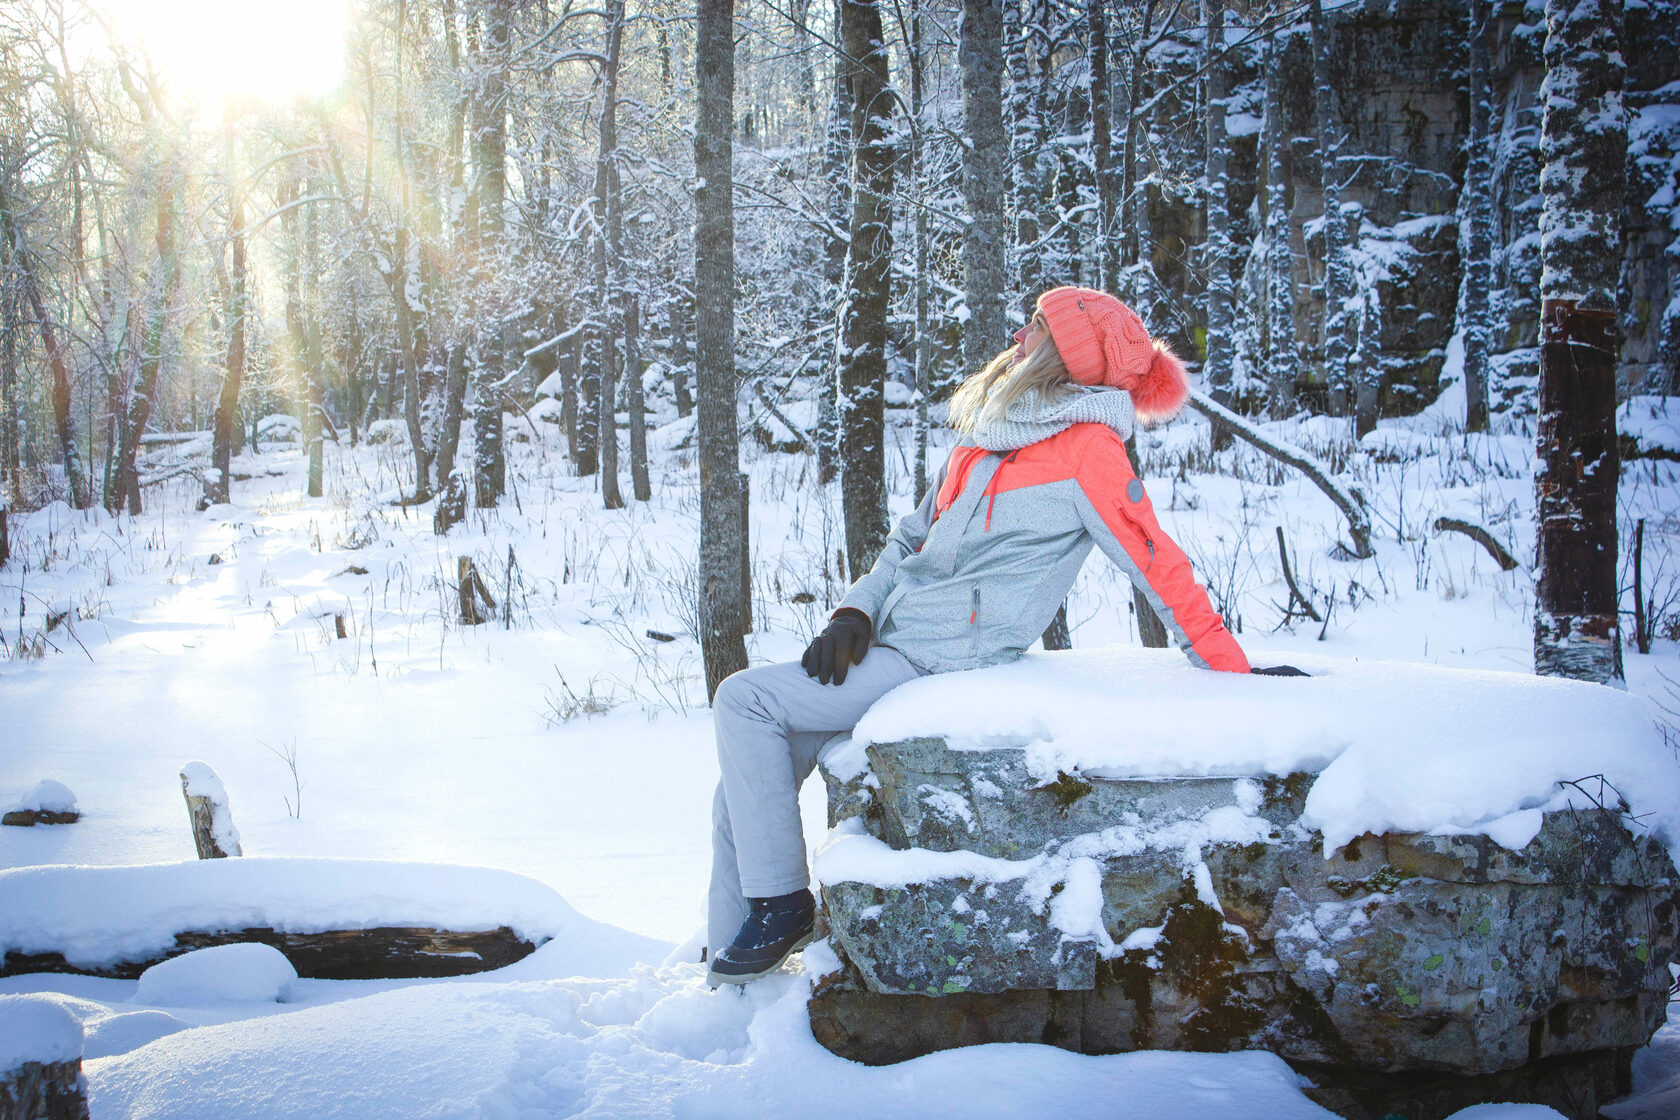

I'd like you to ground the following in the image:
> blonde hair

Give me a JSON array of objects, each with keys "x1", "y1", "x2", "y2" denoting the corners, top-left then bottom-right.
[{"x1": 948, "y1": 336, "x2": 1076, "y2": 436}]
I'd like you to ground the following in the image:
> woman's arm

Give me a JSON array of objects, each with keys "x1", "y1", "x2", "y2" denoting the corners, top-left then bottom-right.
[
  {"x1": 1064, "y1": 427, "x2": 1250, "y2": 672},
  {"x1": 835, "y1": 457, "x2": 950, "y2": 624}
]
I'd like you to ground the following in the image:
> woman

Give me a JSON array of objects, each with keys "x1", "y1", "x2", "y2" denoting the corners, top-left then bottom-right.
[{"x1": 704, "y1": 286, "x2": 1251, "y2": 986}]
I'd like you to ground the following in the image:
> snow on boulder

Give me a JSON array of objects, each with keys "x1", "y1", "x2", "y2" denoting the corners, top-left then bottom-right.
[
  {"x1": 851, "y1": 645, "x2": 1680, "y2": 855},
  {"x1": 0, "y1": 994, "x2": 82, "y2": 1070},
  {"x1": 135, "y1": 943, "x2": 297, "y2": 1006},
  {"x1": 814, "y1": 645, "x2": 1680, "y2": 1115},
  {"x1": 2, "y1": 779, "x2": 80, "y2": 826},
  {"x1": 0, "y1": 859, "x2": 579, "y2": 976},
  {"x1": 1618, "y1": 395, "x2": 1680, "y2": 458},
  {"x1": 12, "y1": 780, "x2": 77, "y2": 814}
]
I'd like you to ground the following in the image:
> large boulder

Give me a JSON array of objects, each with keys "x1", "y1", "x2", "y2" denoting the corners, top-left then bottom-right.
[{"x1": 807, "y1": 649, "x2": 1680, "y2": 1120}]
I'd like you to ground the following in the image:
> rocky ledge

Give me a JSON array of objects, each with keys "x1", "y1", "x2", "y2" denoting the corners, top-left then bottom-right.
[{"x1": 809, "y1": 734, "x2": 1680, "y2": 1120}]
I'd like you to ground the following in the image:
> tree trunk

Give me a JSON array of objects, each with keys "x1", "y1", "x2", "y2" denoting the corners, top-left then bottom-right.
[
  {"x1": 1088, "y1": 0, "x2": 1116, "y2": 291},
  {"x1": 596, "y1": 0, "x2": 627, "y2": 511},
  {"x1": 961, "y1": 0, "x2": 1008, "y2": 377},
  {"x1": 472, "y1": 0, "x2": 512, "y2": 509},
  {"x1": 838, "y1": 0, "x2": 895, "y2": 581},
  {"x1": 1310, "y1": 0, "x2": 1354, "y2": 419},
  {"x1": 1007, "y1": 0, "x2": 1043, "y2": 314},
  {"x1": 1460, "y1": 0, "x2": 1494, "y2": 434},
  {"x1": 1263, "y1": 37, "x2": 1297, "y2": 417},
  {"x1": 304, "y1": 174, "x2": 325, "y2": 500},
  {"x1": 1203, "y1": 0, "x2": 1234, "y2": 451},
  {"x1": 819, "y1": 4, "x2": 852, "y2": 487},
  {"x1": 1, "y1": 267, "x2": 16, "y2": 501},
  {"x1": 2, "y1": 190, "x2": 89, "y2": 510},
  {"x1": 210, "y1": 132, "x2": 245, "y2": 507},
  {"x1": 627, "y1": 293, "x2": 651, "y2": 502},
  {"x1": 696, "y1": 0, "x2": 749, "y2": 698},
  {"x1": 116, "y1": 185, "x2": 178, "y2": 515},
  {"x1": 1533, "y1": 0, "x2": 1625, "y2": 685},
  {"x1": 908, "y1": 4, "x2": 931, "y2": 502}
]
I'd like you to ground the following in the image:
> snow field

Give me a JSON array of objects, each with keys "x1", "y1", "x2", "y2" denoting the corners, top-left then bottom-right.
[{"x1": 2, "y1": 398, "x2": 1678, "y2": 1116}]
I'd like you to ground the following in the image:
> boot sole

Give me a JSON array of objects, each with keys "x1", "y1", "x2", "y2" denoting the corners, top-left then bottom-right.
[{"x1": 706, "y1": 930, "x2": 815, "y2": 987}]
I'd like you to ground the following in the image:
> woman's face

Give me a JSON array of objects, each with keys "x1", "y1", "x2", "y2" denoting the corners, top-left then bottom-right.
[{"x1": 1012, "y1": 312, "x2": 1050, "y2": 364}]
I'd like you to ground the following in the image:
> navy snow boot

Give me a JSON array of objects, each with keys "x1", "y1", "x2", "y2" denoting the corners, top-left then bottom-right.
[{"x1": 708, "y1": 889, "x2": 816, "y2": 986}]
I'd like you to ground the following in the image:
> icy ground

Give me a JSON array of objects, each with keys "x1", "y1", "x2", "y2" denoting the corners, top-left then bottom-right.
[{"x1": 3, "y1": 388, "x2": 1679, "y2": 1118}]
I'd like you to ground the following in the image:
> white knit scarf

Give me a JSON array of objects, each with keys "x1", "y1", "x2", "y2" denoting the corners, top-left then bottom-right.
[{"x1": 963, "y1": 386, "x2": 1135, "y2": 452}]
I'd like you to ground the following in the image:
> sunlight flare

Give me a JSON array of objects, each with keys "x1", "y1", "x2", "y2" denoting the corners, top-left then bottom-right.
[{"x1": 108, "y1": 0, "x2": 350, "y2": 106}]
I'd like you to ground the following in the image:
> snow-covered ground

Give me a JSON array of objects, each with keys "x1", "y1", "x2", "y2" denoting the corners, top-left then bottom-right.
[{"x1": 3, "y1": 393, "x2": 1678, "y2": 1119}]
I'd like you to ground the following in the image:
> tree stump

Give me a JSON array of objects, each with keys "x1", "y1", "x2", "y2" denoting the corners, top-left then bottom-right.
[
  {"x1": 0, "y1": 996, "x2": 88, "y2": 1120},
  {"x1": 179, "y1": 763, "x2": 241, "y2": 859},
  {"x1": 457, "y1": 556, "x2": 496, "y2": 626}
]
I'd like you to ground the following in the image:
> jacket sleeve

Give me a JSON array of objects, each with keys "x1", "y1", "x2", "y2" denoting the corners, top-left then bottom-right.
[
  {"x1": 836, "y1": 457, "x2": 949, "y2": 623},
  {"x1": 1068, "y1": 430, "x2": 1251, "y2": 673}
]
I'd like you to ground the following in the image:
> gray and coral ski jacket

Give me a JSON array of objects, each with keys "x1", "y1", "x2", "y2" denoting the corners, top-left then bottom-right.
[{"x1": 837, "y1": 422, "x2": 1250, "y2": 674}]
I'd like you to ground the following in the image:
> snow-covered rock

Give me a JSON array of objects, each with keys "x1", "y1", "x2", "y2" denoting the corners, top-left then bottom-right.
[
  {"x1": 10, "y1": 780, "x2": 77, "y2": 815},
  {"x1": 135, "y1": 943, "x2": 297, "y2": 1006},
  {"x1": 0, "y1": 994, "x2": 82, "y2": 1070},
  {"x1": 813, "y1": 648, "x2": 1680, "y2": 1117}
]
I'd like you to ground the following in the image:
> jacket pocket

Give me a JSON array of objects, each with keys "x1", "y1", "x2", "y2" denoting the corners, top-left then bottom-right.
[{"x1": 1115, "y1": 502, "x2": 1157, "y2": 573}]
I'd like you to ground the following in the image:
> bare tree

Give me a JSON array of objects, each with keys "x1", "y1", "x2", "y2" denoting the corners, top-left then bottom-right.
[
  {"x1": 838, "y1": 0, "x2": 895, "y2": 581},
  {"x1": 209, "y1": 127, "x2": 245, "y2": 506},
  {"x1": 1533, "y1": 0, "x2": 1625, "y2": 685},
  {"x1": 961, "y1": 0, "x2": 1008, "y2": 376},
  {"x1": 1458, "y1": 0, "x2": 1494, "y2": 434},
  {"x1": 1202, "y1": 0, "x2": 1234, "y2": 450},
  {"x1": 695, "y1": 0, "x2": 748, "y2": 697},
  {"x1": 472, "y1": 0, "x2": 512, "y2": 508},
  {"x1": 1262, "y1": 32, "x2": 1297, "y2": 416},
  {"x1": 0, "y1": 180, "x2": 88, "y2": 509}
]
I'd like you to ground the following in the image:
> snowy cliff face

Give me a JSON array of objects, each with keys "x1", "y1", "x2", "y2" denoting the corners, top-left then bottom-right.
[
  {"x1": 1142, "y1": 0, "x2": 1679, "y2": 411},
  {"x1": 809, "y1": 648, "x2": 1680, "y2": 1118}
]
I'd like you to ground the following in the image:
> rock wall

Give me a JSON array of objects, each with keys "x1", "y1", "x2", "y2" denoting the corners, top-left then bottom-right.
[
  {"x1": 811, "y1": 736, "x2": 1680, "y2": 1119},
  {"x1": 1141, "y1": 0, "x2": 1679, "y2": 413}
]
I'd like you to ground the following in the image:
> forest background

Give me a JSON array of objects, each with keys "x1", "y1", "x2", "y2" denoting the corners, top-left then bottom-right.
[{"x1": 0, "y1": 0, "x2": 1677, "y2": 685}]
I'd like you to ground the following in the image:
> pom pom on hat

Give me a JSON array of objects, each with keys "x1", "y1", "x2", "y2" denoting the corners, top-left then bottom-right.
[{"x1": 1035, "y1": 286, "x2": 1189, "y2": 423}]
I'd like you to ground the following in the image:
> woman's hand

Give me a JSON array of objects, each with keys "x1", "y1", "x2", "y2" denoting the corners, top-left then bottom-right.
[{"x1": 802, "y1": 610, "x2": 873, "y2": 685}]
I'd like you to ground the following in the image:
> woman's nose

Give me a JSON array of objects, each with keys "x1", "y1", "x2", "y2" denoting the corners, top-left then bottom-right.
[{"x1": 1012, "y1": 325, "x2": 1027, "y2": 344}]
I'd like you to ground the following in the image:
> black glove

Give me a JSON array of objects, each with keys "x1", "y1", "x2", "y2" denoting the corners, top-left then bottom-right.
[
  {"x1": 1251, "y1": 665, "x2": 1309, "y2": 677},
  {"x1": 802, "y1": 610, "x2": 872, "y2": 686}
]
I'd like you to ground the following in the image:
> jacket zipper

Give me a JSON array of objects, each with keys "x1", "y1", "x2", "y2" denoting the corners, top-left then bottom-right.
[
  {"x1": 970, "y1": 584, "x2": 980, "y2": 625},
  {"x1": 984, "y1": 450, "x2": 1020, "y2": 531}
]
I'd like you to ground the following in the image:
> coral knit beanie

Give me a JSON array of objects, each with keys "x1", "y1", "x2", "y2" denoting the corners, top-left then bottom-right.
[{"x1": 1036, "y1": 286, "x2": 1190, "y2": 423}]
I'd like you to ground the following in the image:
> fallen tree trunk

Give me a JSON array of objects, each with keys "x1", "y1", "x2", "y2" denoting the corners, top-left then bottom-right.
[
  {"x1": 0, "y1": 925, "x2": 539, "y2": 981},
  {"x1": 1186, "y1": 390, "x2": 1373, "y2": 559}
]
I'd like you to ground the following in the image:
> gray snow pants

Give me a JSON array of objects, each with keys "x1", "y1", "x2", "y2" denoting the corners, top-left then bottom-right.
[{"x1": 707, "y1": 648, "x2": 924, "y2": 953}]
